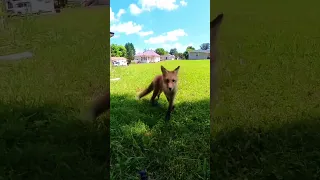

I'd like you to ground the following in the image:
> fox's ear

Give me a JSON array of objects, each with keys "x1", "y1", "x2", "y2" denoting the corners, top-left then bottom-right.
[
  {"x1": 161, "y1": 65, "x2": 167, "y2": 74},
  {"x1": 174, "y1": 66, "x2": 180, "y2": 73}
]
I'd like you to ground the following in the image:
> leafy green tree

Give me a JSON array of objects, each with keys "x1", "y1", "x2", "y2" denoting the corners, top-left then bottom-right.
[
  {"x1": 111, "y1": 44, "x2": 127, "y2": 57},
  {"x1": 155, "y1": 48, "x2": 166, "y2": 55},
  {"x1": 176, "y1": 53, "x2": 184, "y2": 60},
  {"x1": 183, "y1": 46, "x2": 195, "y2": 59},
  {"x1": 124, "y1": 42, "x2": 136, "y2": 64},
  {"x1": 200, "y1": 43, "x2": 210, "y2": 50},
  {"x1": 169, "y1": 48, "x2": 178, "y2": 55}
]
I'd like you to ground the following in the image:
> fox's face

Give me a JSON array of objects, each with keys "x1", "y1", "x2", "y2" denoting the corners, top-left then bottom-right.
[
  {"x1": 161, "y1": 65, "x2": 180, "y2": 92},
  {"x1": 211, "y1": 14, "x2": 224, "y2": 110}
]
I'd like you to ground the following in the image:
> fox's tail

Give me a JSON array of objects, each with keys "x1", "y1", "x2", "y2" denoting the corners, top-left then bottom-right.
[{"x1": 138, "y1": 82, "x2": 154, "y2": 99}]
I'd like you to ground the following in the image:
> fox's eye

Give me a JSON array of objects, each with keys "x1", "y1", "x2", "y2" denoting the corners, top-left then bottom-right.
[{"x1": 172, "y1": 80, "x2": 175, "y2": 82}]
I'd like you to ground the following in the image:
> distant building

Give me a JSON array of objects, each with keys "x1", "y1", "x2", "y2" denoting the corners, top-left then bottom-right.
[
  {"x1": 74, "y1": 0, "x2": 109, "y2": 6},
  {"x1": 134, "y1": 50, "x2": 161, "y2": 63},
  {"x1": 4, "y1": 0, "x2": 56, "y2": 15},
  {"x1": 111, "y1": 57, "x2": 127, "y2": 66},
  {"x1": 188, "y1": 50, "x2": 210, "y2": 60},
  {"x1": 160, "y1": 54, "x2": 175, "y2": 61}
]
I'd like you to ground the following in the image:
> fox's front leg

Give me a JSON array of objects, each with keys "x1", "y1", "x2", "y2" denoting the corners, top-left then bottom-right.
[{"x1": 165, "y1": 95, "x2": 175, "y2": 121}]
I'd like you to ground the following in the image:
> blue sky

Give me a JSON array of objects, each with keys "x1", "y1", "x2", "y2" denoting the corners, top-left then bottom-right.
[{"x1": 110, "y1": 0, "x2": 210, "y2": 54}]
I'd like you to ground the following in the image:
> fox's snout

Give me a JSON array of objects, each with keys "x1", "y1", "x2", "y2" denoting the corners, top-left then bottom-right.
[{"x1": 167, "y1": 82, "x2": 176, "y2": 91}]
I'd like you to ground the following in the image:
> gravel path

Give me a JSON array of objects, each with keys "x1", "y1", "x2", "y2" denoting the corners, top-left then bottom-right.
[{"x1": 0, "y1": 51, "x2": 33, "y2": 61}]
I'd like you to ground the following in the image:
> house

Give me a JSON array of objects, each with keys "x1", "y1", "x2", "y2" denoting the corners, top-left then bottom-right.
[
  {"x1": 134, "y1": 50, "x2": 160, "y2": 63},
  {"x1": 4, "y1": 0, "x2": 56, "y2": 15},
  {"x1": 160, "y1": 54, "x2": 175, "y2": 61},
  {"x1": 111, "y1": 57, "x2": 127, "y2": 66},
  {"x1": 70, "y1": 0, "x2": 109, "y2": 7},
  {"x1": 188, "y1": 50, "x2": 210, "y2": 60},
  {"x1": 110, "y1": 32, "x2": 114, "y2": 37}
]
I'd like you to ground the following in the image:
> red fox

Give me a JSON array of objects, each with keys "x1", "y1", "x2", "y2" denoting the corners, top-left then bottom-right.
[
  {"x1": 211, "y1": 13, "x2": 224, "y2": 111},
  {"x1": 137, "y1": 65, "x2": 180, "y2": 121},
  {"x1": 84, "y1": 15, "x2": 224, "y2": 122}
]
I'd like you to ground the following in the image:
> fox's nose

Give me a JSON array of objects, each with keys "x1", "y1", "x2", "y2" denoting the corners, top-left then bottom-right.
[{"x1": 168, "y1": 88, "x2": 172, "y2": 91}]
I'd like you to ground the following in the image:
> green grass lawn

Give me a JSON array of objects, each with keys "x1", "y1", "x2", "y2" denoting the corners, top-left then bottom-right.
[
  {"x1": 0, "y1": 8, "x2": 109, "y2": 179},
  {"x1": 212, "y1": 0, "x2": 320, "y2": 179},
  {"x1": 110, "y1": 60, "x2": 210, "y2": 179}
]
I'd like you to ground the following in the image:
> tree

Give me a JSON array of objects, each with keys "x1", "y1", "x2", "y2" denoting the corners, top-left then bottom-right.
[
  {"x1": 124, "y1": 42, "x2": 136, "y2": 65},
  {"x1": 176, "y1": 53, "x2": 184, "y2": 60},
  {"x1": 155, "y1": 48, "x2": 166, "y2": 55},
  {"x1": 186, "y1": 46, "x2": 195, "y2": 51},
  {"x1": 0, "y1": 0, "x2": 7, "y2": 30},
  {"x1": 169, "y1": 48, "x2": 178, "y2": 55},
  {"x1": 183, "y1": 46, "x2": 195, "y2": 59},
  {"x1": 111, "y1": 44, "x2": 127, "y2": 57},
  {"x1": 200, "y1": 43, "x2": 210, "y2": 50}
]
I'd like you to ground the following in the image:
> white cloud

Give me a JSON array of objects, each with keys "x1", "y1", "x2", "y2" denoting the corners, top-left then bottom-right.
[
  {"x1": 116, "y1": 9, "x2": 126, "y2": 19},
  {"x1": 110, "y1": 7, "x2": 116, "y2": 22},
  {"x1": 138, "y1": 31, "x2": 154, "y2": 37},
  {"x1": 140, "y1": 0, "x2": 179, "y2": 11},
  {"x1": 130, "y1": 0, "x2": 185, "y2": 15},
  {"x1": 110, "y1": 21, "x2": 143, "y2": 35},
  {"x1": 110, "y1": 8, "x2": 126, "y2": 22},
  {"x1": 144, "y1": 29, "x2": 187, "y2": 44},
  {"x1": 179, "y1": 0, "x2": 187, "y2": 6},
  {"x1": 113, "y1": 35, "x2": 120, "y2": 38},
  {"x1": 110, "y1": 21, "x2": 154, "y2": 37},
  {"x1": 161, "y1": 42, "x2": 193, "y2": 52},
  {"x1": 135, "y1": 48, "x2": 144, "y2": 54},
  {"x1": 129, "y1": 4, "x2": 143, "y2": 15}
]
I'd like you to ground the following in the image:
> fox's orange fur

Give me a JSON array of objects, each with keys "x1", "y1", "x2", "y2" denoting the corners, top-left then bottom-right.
[{"x1": 138, "y1": 65, "x2": 180, "y2": 121}]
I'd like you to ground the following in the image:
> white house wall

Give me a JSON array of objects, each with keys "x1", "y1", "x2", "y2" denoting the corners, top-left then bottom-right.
[
  {"x1": 135, "y1": 56, "x2": 160, "y2": 63},
  {"x1": 160, "y1": 55, "x2": 175, "y2": 60},
  {"x1": 5, "y1": 0, "x2": 55, "y2": 14},
  {"x1": 189, "y1": 52, "x2": 209, "y2": 60}
]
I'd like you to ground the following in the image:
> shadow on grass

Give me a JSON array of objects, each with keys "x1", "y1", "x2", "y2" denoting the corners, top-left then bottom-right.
[
  {"x1": 211, "y1": 114, "x2": 320, "y2": 179},
  {"x1": 110, "y1": 94, "x2": 210, "y2": 179},
  {"x1": 0, "y1": 101, "x2": 109, "y2": 179}
]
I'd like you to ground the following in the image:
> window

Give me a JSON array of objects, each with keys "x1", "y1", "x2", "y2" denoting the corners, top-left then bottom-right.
[
  {"x1": 16, "y1": 3, "x2": 24, "y2": 8},
  {"x1": 196, "y1": 53, "x2": 199, "y2": 56},
  {"x1": 7, "y1": 2, "x2": 13, "y2": 9}
]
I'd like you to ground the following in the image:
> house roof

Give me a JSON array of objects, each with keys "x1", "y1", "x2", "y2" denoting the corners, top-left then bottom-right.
[
  {"x1": 110, "y1": 32, "x2": 114, "y2": 37},
  {"x1": 189, "y1": 49, "x2": 210, "y2": 53},
  {"x1": 111, "y1": 57, "x2": 127, "y2": 61},
  {"x1": 135, "y1": 50, "x2": 160, "y2": 57}
]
